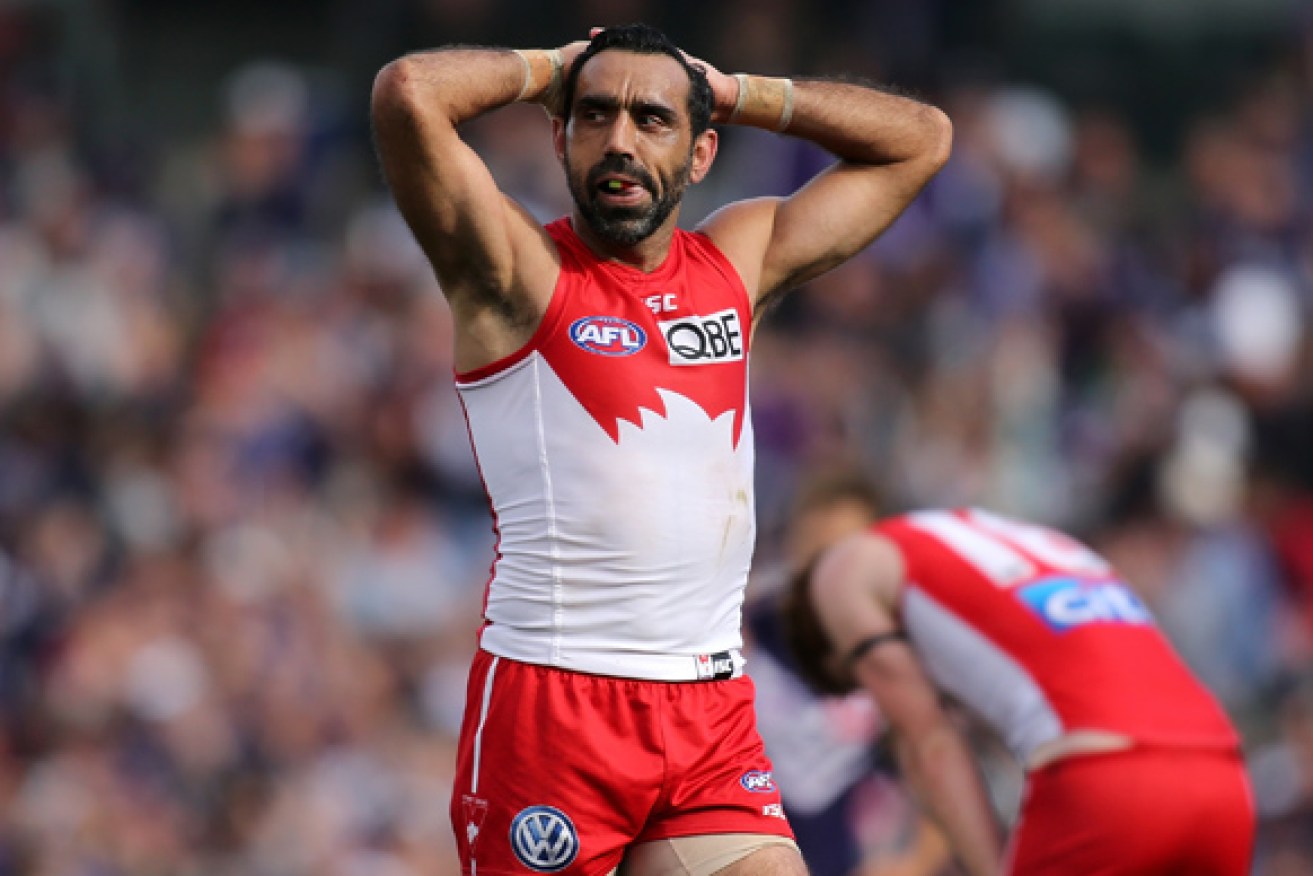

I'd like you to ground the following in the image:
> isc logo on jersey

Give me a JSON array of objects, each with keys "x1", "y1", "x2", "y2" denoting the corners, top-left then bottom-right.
[
  {"x1": 570, "y1": 316, "x2": 647, "y2": 357},
  {"x1": 659, "y1": 308, "x2": 744, "y2": 366},
  {"x1": 1018, "y1": 576, "x2": 1155, "y2": 633}
]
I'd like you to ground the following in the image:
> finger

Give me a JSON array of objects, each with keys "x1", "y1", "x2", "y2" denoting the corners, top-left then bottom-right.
[{"x1": 589, "y1": 27, "x2": 603, "y2": 37}]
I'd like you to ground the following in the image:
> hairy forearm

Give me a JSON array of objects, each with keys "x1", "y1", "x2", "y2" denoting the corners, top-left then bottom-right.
[
  {"x1": 897, "y1": 727, "x2": 1002, "y2": 876},
  {"x1": 794, "y1": 79, "x2": 951, "y2": 166},
  {"x1": 371, "y1": 47, "x2": 551, "y2": 133},
  {"x1": 729, "y1": 75, "x2": 952, "y2": 169}
]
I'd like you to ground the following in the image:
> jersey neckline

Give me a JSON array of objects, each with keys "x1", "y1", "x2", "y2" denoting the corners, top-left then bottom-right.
[{"x1": 558, "y1": 216, "x2": 687, "y2": 286}]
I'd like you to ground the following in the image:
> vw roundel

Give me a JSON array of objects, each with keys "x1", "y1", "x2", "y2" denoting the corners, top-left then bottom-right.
[
  {"x1": 510, "y1": 805, "x2": 579, "y2": 872},
  {"x1": 569, "y1": 316, "x2": 647, "y2": 357},
  {"x1": 740, "y1": 770, "x2": 776, "y2": 794}
]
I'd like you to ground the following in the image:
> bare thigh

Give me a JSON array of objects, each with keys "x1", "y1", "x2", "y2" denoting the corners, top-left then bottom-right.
[{"x1": 614, "y1": 834, "x2": 806, "y2": 876}]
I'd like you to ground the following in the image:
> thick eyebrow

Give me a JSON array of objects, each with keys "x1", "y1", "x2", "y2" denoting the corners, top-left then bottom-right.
[
  {"x1": 632, "y1": 101, "x2": 677, "y2": 124},
  {"x1": 577, "y1": 94, "x2": 621, "y2": 114},
  {"x1": 576, "y1": 93, "x2": 679, "y2": 125}
]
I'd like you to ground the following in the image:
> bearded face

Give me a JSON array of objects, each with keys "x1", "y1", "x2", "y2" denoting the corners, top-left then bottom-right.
[
  {"x1": 556, "y1": 50, "x2": 709, "y2": 249},
  {"x1": 565, "y1": 147, "x2": 692, "y2": 247}
]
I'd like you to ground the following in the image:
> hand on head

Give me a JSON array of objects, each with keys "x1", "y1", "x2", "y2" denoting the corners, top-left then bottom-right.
[
  {"x1": 677, "y1": 50, "x2": 734, "y2": 124},
  {"x1": 571, "y1": 27, "x2": 737, "y2": 125}
]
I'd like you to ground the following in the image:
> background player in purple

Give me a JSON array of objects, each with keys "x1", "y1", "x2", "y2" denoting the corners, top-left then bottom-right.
[
  {"x1": 371, "y1": 21, "x2": 951, "y2": 876},
  {"x1": 784, "y1": 507, "x2": 1255, "y2": 876}
]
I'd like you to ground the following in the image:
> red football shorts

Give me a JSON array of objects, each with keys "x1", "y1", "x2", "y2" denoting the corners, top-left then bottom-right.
[
  {"x1": 450, "y1": 650, "x2": 794, "y2": 875},
  {"x1": 1005, "y1": 746, "x2": 1255, "y2": 875}
]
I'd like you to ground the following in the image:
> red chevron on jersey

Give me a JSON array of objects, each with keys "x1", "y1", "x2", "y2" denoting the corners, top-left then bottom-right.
[
  {"x1": 453, "y1": 217, "x2": 757, "y2": 681},
  {"x1": 463, "y1": 218, "x2": 752, "y2": 446}
]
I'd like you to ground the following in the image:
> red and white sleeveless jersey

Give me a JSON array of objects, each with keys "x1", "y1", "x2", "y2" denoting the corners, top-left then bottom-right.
[
  {"x1": 455, "y1": 218, "x2": 755, "y2": 681},
  {"x1": 876, "y1": 509, "x2": 1240, "y2": 762}
]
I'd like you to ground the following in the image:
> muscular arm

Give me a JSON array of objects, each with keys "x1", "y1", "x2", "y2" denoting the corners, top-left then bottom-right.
[
  {"x1": 370, "y1": 46, "x2": 571, "y2": 369},
  {"x1": 811, "y1": 534, "x2": 1002, "y2": 876},
  {"x1": 698, "y1": 75, "x2": 952, "y2": 309}
]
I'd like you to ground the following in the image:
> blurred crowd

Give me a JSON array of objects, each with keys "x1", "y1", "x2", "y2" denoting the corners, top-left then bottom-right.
[{"x1": 2, "y1": 1, "x2": 1313, "y2": 874}]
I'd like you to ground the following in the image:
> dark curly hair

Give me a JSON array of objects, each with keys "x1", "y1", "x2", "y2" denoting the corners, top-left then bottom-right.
[
  {"x1": 779, "y1": 561, "x2": 862, "y2": 696},
  {"x1": 561, "y1": 23, "x2": 714, "y2": 136}
]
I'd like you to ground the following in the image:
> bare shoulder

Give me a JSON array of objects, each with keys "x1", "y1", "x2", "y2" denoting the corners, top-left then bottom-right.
[
  {"x1": 434, "y1": 192, "x2": 562, "y2": 372},
  {"x1": 813, "y1": 530, "x2": 907, "y2": 612},
  {"x1": 695, "y1": 197, "x2": 784, "y2": 305},
  {"x1": 505, "y1": 195, "x2": 563, "y2": 295},
  {"x1": 431, "y1": 193, "x2": 560, "y2": 317}
]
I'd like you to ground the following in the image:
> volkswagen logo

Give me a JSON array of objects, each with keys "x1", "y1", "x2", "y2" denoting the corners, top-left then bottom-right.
[{"x1": 510, "y1": 805, "x2": 579, "y2": 872}]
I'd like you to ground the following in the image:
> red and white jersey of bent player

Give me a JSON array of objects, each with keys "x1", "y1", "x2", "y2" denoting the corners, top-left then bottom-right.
[
  {"x1": 876, "y1": 509, "x2": 1240, "y2": 763},
  {"x1": 455, "y1": 218, "x2": 756, "y2": 681}
]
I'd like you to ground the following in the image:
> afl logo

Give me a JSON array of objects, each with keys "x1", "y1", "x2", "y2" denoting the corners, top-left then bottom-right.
[
  {"x1": 510, "y1": 805, "x2": 579, "y2": 872},
  {"x1": 569, "y1": 315, "x2": 647, "y2": 356},
  {"x1": 740, "y1": 770, "x2": 776, "y2": 793}
]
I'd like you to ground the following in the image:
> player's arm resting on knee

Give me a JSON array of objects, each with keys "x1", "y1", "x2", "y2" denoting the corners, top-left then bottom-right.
[
  {"x1": 370, "y1": 43, "x2": 581, "y2": 361},
  {"x1": 695, "y1": 66, "x2": 952, "y2": 309},
  {"x1": 810, "y1": 534, "x2": 1002, "y2": 876},
  {"x1": 885, "y1": 717, "x2": 1000, "y2": 876}
]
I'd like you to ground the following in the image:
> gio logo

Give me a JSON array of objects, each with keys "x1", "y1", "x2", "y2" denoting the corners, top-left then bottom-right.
[
  {"x1": 659, "y1": 308, "x2": 744, "y2": 366},
  {"x1": 1017, "y1": 577, "x2": 1155, "y2": 633},
  {"x1": 569, "y1": 316, "x2": 646, "y2": 357},
  {"x1": 510, "y1": 805, "x2": 579, "y2": 872}
]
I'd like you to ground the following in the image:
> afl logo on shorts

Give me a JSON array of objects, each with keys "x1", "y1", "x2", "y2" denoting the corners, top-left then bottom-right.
[
  {"x1": 510, "y1": 805, "x2": 579, "y2": 872},
  {"x1": 569, "y1": 316, "x2": 647, "y2": 357},
  {"x1": 740, "y1": 770, "x2": 776, "y2": 793}
]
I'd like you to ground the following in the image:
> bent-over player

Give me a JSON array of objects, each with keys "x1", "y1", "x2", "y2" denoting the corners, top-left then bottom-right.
[{"x1": 784, "y1": 507, "x2": 1255, "y2": 875}]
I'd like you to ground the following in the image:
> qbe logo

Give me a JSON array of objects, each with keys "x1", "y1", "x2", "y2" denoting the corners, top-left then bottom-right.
[
  {"x1": 659, "y1": 308, "x2": 744, "y2": 366},
  {"x1": 1017, "y1": 577, "x2": 1155, "y2": 633},
  {"x1": 569, "y1": 316, "x2": 647, "y2": 357},
  {"x1": 510, "y1": 805, "x2": 579, "y2": 872},
  {"x1": 740, "y1": 770, "x2": 776, "y2": 793}
]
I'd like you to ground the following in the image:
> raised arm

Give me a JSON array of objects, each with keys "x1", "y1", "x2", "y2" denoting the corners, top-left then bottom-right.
[
  {"x1": 811, "y1": 534, "x2": 1002, "y2": 876},
  {"x1": 695, "y1": 68, "x2": 953, "y2": 308},
  {"x1": 370, "y1": 44, "x2": 581, "y2": 369}
]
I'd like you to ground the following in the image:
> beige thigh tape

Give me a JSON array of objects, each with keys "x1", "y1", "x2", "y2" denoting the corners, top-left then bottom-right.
[{"x1": 618, "y1": 833, "x2": 800, "y2": 876}]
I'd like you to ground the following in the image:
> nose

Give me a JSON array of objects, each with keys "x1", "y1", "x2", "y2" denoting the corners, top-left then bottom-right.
[{"x1": 603, "y1": 113, "x2": 636, "y2": 157}]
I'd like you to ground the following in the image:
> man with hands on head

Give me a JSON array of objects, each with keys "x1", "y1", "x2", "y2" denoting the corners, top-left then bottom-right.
[
  {"x1": 371, "y1": 23, "x2": 951, "y2": 875},
  {"x1": 783, "y1": 507, "x2": 1256, "y2": 875}
]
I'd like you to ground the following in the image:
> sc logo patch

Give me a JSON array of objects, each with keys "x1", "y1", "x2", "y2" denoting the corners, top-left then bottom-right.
[
  {"x1": 510, "y1": 805, "x2": 579, "y2": 872},
  {"x1": 740, "y1": 770, "x2": 777, "y2": 793},
  {"x1": 569, "y1": 316, "x2": 647, "y2": 357}
]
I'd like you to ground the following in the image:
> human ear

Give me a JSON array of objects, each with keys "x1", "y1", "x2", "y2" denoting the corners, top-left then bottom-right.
[
  {"x1": 689, "y1": 128, "x2": 718, "y2": 183},
  {"x1": 552, "y1": 115, "x2": 567, "y2": 162}
]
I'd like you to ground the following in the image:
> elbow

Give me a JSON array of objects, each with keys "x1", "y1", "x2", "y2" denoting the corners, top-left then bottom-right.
[
  {"x1": 371, "y1": 56, "x2": 425, "y2": 130},
  {"x1": 923, "y1": 105, "x2": 954, "y2": 172}
]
